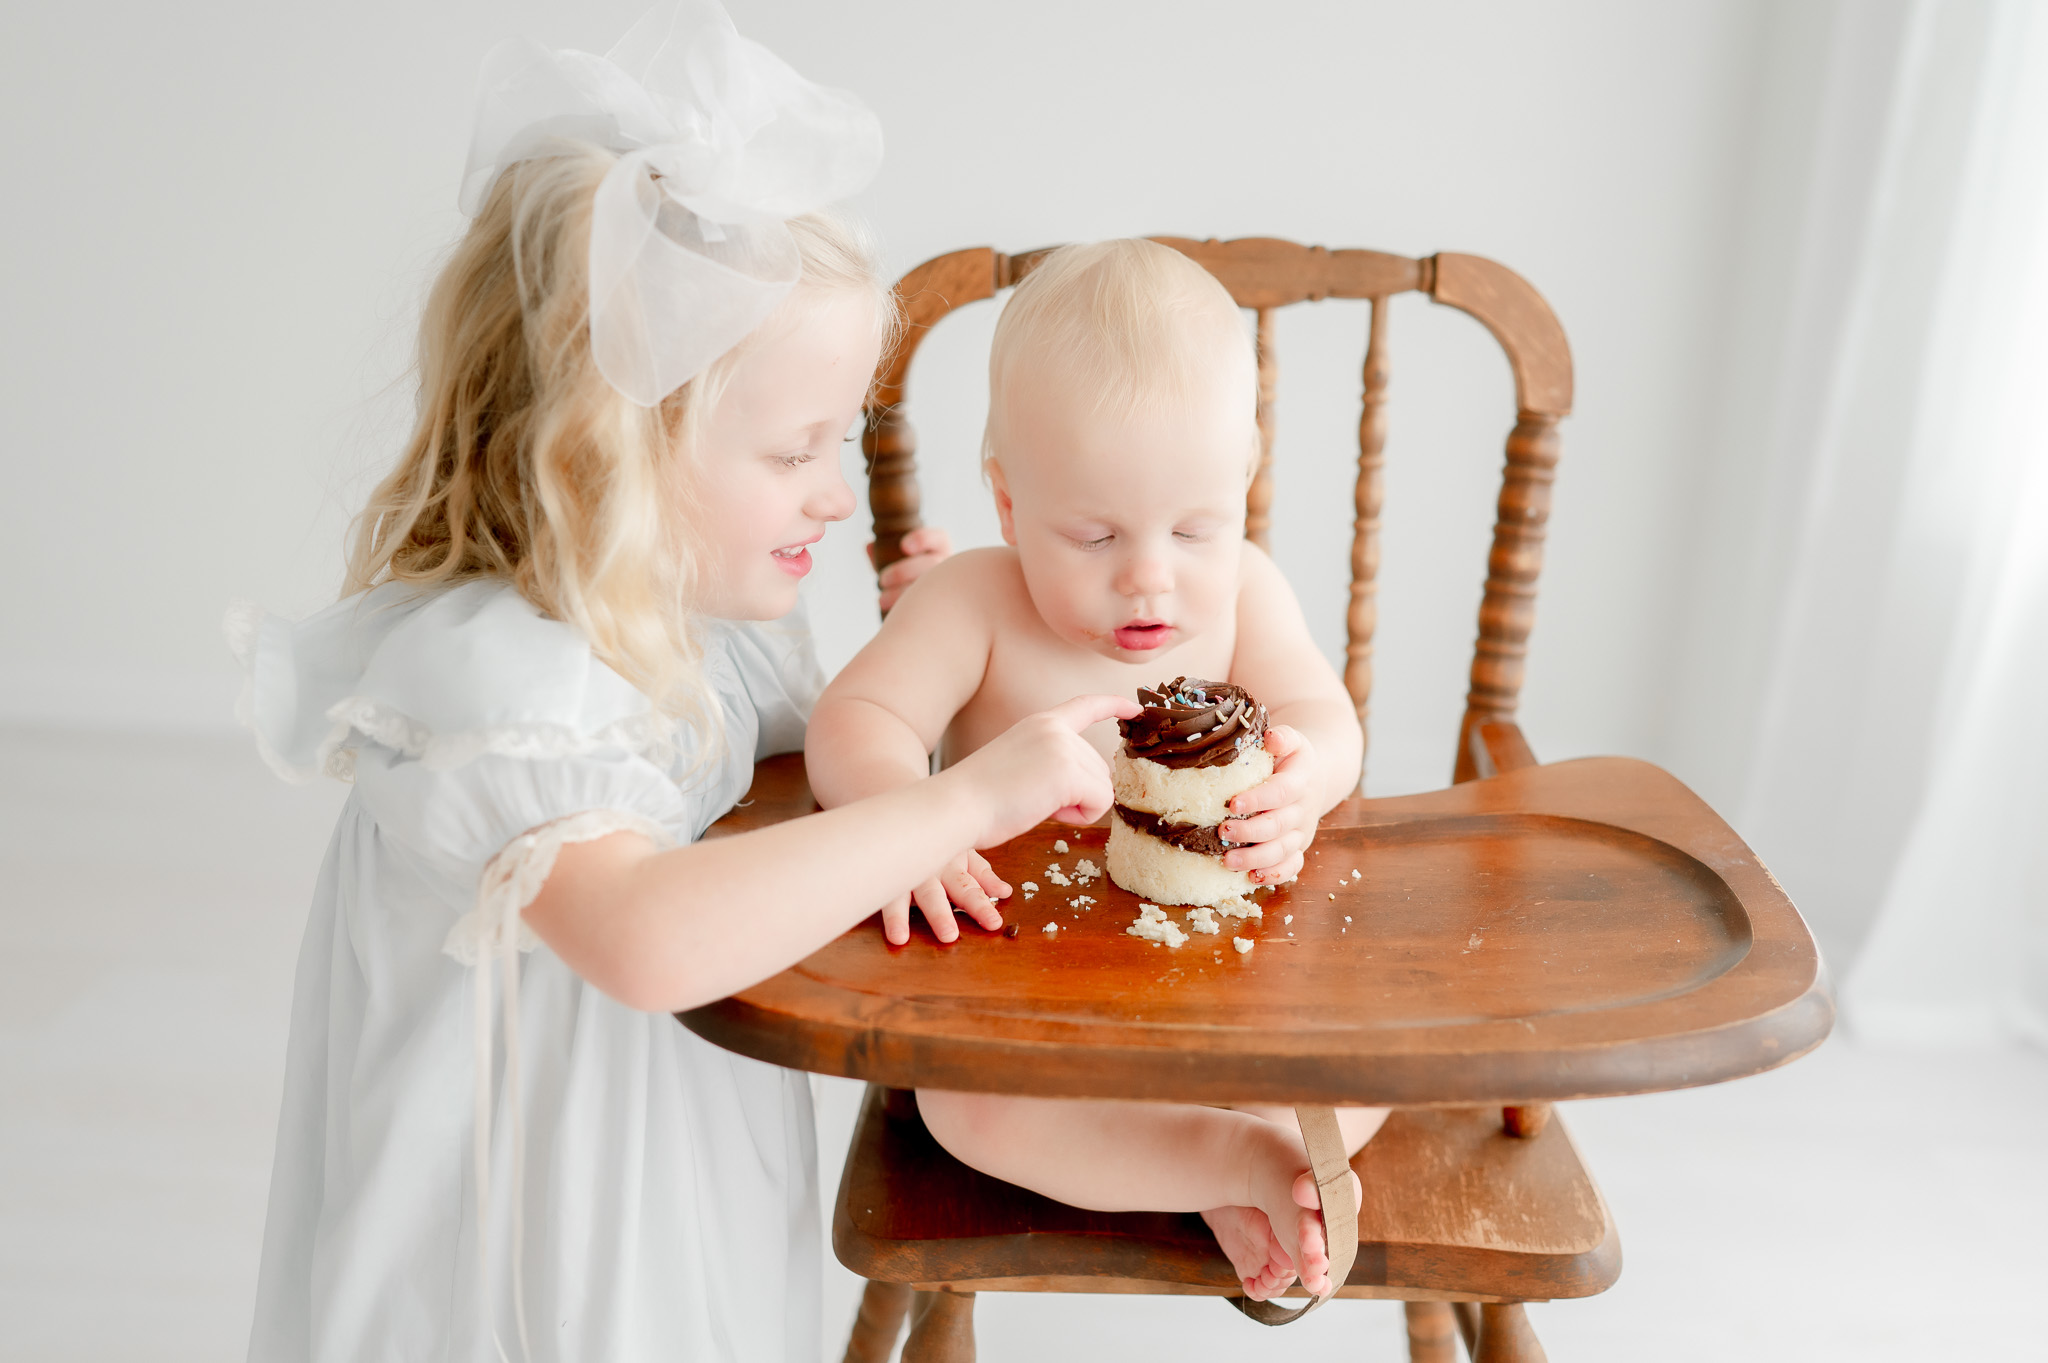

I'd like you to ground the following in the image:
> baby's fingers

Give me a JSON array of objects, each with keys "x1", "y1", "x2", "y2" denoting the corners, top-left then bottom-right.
[
  {"x1": 1229, "y1": 765, "x2": 1309, "y2": 818},
  {"x1": 911, "y1": 878, "x2": 961, "y2": 944},
  {"x1": 967, "y1": 853, "x2": 1011, "y2": 903},
  {"x1": 944, "y1": 864, "x2": 1004, "y2": 932},
  {"x1": 881, "y1": 894, "x2": 914, "y2": 947}
]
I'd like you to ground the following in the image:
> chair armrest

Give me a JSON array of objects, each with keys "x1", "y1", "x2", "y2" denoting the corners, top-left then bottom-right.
[{"x1": 1461, "y1": 719, "x2": 1538, "y2": 781}]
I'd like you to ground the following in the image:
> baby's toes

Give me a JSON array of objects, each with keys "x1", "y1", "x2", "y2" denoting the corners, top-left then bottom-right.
[{"x1": 1294, "y1": 1206, "x2": 1331, "y2": 1293}]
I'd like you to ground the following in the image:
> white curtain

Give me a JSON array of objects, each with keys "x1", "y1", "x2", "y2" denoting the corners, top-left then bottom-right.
[
  {"x1": 1665, "y1": 0, "x2": 2048, "y2": 1047},
  {"x1": 1844, "y1": 1, "x2": 2048, "y2": 1047}
]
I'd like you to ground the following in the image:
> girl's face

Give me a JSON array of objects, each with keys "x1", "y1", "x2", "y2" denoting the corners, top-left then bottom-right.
[{"x1": 688, "y1": 290, "x2": 879, "y2": 620}]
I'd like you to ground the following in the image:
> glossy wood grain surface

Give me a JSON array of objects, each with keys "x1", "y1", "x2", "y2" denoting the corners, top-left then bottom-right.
[{"x1": 682, "y1": 756, "x2": 1832, "y2": 1105}]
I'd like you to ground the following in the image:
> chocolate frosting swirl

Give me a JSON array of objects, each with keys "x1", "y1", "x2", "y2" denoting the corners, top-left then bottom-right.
[{"x1": 1117, "y1": 676, "x2": 1267, "y2": 770}]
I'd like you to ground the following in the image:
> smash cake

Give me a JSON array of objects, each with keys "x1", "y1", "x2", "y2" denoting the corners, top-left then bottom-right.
[{"x1": 1106, "y1": 677, "x2": 1273, "y2": 907}]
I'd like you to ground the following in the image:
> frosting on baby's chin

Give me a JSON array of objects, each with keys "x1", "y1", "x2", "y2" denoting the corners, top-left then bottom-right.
[{"x1": 1118, "y1": 676, "x2": 1268, "y2": 770}]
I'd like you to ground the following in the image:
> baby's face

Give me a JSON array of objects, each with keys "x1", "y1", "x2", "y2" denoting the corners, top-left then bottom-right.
[{"x1": 993, "y1": 369, "x2": 1252, "y2": 660}]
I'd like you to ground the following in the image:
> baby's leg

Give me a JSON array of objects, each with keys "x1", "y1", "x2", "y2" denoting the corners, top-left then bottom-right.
[{"x1": 916, "y1": 1091, "x2": 1356, "y2": 1298}]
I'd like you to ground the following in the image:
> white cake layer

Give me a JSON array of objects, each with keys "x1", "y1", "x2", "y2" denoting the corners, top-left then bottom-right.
[
  {"x1": 1106, "y1": 812, "x2": 1258, "y2": 907},
  {"x1": 1111, "y1": 747, "x2": 1273, "y2": 826}
]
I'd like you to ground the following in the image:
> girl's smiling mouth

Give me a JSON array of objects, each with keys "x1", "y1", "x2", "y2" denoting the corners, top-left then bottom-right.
[
  {"x1": 1114, "y1": 620, "x2": 1173, "y2": 651},
  {"x1": 770, "y1": 536, "x2": 820, "y2": 576}
]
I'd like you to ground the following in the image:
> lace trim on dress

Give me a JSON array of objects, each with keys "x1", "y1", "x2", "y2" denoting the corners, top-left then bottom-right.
[
  {"x1": 224, "y1": 602, "x2": 677, "y2": 785},
  {"x1": 444, "y1": 808, "x2": 675, "y2": 965}
]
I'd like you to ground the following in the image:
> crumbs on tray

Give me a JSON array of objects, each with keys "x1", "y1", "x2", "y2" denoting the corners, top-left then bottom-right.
[{"x1": 1126, "y1": 904, "x2": 1188, "y2": 948}]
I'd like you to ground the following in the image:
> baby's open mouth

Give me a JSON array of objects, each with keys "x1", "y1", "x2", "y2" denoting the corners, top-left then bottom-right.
[{"x1": 1114, "y1": 621, "x2": 1172, "y2": 651}]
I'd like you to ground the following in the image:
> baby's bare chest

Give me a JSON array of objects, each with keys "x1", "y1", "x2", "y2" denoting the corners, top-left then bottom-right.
[{"x1": 944, "y1": 628, "x2": 1239, "y2": 765}]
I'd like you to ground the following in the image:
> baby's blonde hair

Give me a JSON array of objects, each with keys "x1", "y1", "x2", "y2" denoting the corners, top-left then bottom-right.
[
  {"x1": 983, "y1": 238, "x2": 1255, "y2": 470},
  {"x1": 345, "y1": 143, "x2": 891, "y2": 729}
]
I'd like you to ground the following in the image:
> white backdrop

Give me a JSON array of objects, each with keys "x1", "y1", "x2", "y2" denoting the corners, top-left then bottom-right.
[{"x1": 6, "y1": 1, "x2": 1887, "y2": 926}]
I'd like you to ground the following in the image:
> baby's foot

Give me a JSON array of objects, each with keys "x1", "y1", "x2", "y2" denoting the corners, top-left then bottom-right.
[
  {"x1": 1282, "y1": 1168, "x2": 1364, "y2": 1296},
  {"x1": 1200, "y1": 1205, "x2": 1297, "y2": 1301}
]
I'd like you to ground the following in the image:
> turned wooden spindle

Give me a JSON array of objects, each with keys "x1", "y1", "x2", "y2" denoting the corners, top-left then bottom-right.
[
  {"x1": 864, "y1": 402, "x2": 924, "y2": 576},
  {"x1": 1404, "y1": 1301, "x2": 1460, "y2": 1363},
  {"x1": 841, "y1": 1281, "x2": 912, "y2": 1363},
  {"x1": 1246, "y1": 308, "x2": 1279, "y2": 549},
  {"x1": 902, "y1": 1289, "x2": 977, "y2": 1363},
  {"x1": 1345, "y1": 296, "x2": 1391, "y2": 793},
  {"x1": 1453, "y1": 411, "x2": 1561, "y2": 784}
]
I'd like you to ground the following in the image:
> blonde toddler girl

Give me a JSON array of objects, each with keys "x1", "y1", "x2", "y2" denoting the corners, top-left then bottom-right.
[{"x1": 232, "y1": 8, "x2": 1129, "y2": 1360}]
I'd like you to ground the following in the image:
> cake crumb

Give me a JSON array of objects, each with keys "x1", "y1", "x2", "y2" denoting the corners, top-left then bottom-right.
[
  {"x1": 1211, "y1": 895, "x2": 1263, "y2": 921},
  {"x1": 1344, "y1": 915, "x2": 1352, "y2": 922},
  {"x1": 1351, "y1": 869, "x2": 1362, "y2": 880},
  {"x1": 1283, "y1": 914, "x2": 1293, "y2": 925},
  {"x1": 1186, "y1": 906, "x2": 1222, "y2": 935},
  {"x1": 1467, "y1": 932, "x2": 1483, "y2": 947},
  {"x1": 1043, "y1": 922, "x2": 1059, "y2": 935},
  {"x1": 1328, "y1": 893, "x2": 1336, "y2": 901},
  {"x1": 1126, "y1": 904, "x2": 1189, "y2": 948},
  {"x1": 1232, "y1": 937, "x2": 1254, "y2": 954},
  {"x1": 1054, "y1": 839, "x2": 1069, "y2": 853},
  {"x1": 1022, "y1": 881, "x2": 1038, "y2": 894},
  {"x1": 1046, "y1": 866, "x2": 1072, "y2": 887},
  {"x1": 1069, "y1": 895, "x2": 1096, "y2": 910},
  {"x1": 1072, "y1": 857, "x2": 1101, "y2": 883}
]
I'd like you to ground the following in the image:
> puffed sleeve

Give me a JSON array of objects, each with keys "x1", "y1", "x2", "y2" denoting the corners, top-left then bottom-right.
[{"x1": 350, "y1": 744, "x2": 689, "y2": 964}]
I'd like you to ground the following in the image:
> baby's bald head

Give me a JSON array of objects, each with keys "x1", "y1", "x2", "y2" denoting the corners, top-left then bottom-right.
[{"x1": 983, "y1": 239, "x2": 1257, "y2": 479}]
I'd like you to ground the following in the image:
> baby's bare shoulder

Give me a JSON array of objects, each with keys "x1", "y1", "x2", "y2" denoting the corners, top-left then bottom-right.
[{"x1": 898, "y1": 545, "x2": 1031, "y2": 613}]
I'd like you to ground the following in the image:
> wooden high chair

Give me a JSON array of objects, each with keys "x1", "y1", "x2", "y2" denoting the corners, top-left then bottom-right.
[{"x1": 689, "y1": 239, "x2": 1833, "y2": 1362}]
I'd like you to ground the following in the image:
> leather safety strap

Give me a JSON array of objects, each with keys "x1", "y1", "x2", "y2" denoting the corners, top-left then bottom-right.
[{"x1": 1226, "y1": 1104, "x2": 1358, "y2": 1326}]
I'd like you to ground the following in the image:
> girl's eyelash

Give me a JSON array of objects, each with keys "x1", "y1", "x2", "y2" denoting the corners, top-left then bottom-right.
[
  {"x1": 1173, "y1": 531, "x2": 1208, "y2": 542},
  {"x1": 775, "y1": 452, "x2": 814, "y2": 468},
  {"x1": 1075, "y1": 534, "x2": 1113, "y2": 550}
]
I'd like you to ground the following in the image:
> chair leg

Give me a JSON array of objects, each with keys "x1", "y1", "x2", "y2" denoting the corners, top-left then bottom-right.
[
  {"x1": 1473, "y1": 1303, "x2": 1547, "y2": 1363},
  {"x1": 1404, "y1": 1301, "x2": 1460, "y2": 1362},
  {"x1": 902, "y1": 1288, "x2": 976, "y2": 1363},
  {"x1": 842, "y1": 1280, "x2": 912, "y2": 1363}
]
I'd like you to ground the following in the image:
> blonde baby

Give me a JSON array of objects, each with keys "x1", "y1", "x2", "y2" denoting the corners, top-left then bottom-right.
[{"x1": 807, "y1": 239, "x2": 1386, "y2": 1301}]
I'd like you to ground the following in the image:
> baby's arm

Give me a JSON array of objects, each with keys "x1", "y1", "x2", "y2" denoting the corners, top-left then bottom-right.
[
  {"x1": 524, "y1": 695, "x2": 1136, "y2": 1014},
  {"x1": 807, "y1": 552, "x2": 1007, "y2": 944},
  {"x1": 1221, "y1": 546, "x2": 1366, "y2": 884}
]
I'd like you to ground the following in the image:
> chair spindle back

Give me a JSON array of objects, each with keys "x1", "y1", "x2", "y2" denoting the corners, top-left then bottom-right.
[{"x1": 862, "y1": 238, "x2": 1573, "y2": 787}]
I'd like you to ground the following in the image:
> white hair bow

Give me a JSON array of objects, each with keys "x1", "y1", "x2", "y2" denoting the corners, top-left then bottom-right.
[{"x1": 459, "y1": 1, "x2": 883, "y2": 406}]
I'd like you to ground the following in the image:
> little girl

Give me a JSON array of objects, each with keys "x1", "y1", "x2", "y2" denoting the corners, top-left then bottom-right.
[{"x1": 231, "y1": 8, "x2": 1127, "y2": 1360}]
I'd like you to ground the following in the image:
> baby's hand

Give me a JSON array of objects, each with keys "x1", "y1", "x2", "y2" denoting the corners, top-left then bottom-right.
[
  {"x1": 869, "y1": 526, "x2": 953, "y2": 613},
  {"x1": 1219, "y1": 724, "x2": 1318, "y2": 887},
  {"x1": 881, "y1": 850, "x2": 1009, "y2": 947}
]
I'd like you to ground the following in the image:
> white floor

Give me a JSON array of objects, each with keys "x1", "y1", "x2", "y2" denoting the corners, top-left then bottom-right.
[{"x1": 1, "y1": 727, "x2": 2041, "y2": 1361}]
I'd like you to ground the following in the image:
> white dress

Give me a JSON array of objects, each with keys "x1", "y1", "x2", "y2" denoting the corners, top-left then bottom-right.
[{"x1": 231, "y1": 579, "x2": 826, "y2": 1363}]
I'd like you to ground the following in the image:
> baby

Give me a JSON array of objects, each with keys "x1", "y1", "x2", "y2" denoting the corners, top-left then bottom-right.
[{"x1": 806, "y1": 239, "x2": 1384, "y2": 1300}]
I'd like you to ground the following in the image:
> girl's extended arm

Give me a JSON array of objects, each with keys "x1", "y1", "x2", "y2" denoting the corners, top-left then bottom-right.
[
  {"x1": 524, "y1": 695, "x2": 1137, "y2": 1014},
  {"x1": 806, "y1": 550, "x2": 1000, "y2": 809}
]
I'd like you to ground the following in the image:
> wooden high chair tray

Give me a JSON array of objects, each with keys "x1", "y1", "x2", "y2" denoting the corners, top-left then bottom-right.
[{"x1": 683, "y1": 755, "x2": 1831, "y2": 1106}]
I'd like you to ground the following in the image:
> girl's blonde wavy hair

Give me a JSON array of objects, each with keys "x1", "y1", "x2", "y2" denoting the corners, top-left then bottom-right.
[{"x1": 346, "y1": 142, "x2": 892, "y2": 735}]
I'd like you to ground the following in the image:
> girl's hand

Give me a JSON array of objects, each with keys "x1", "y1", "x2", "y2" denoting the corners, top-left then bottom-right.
[
  {"x1": 881, "y1": 850, "x2": 1009, "y2": 946},
  {"x1": 870, "y1": 525, "x2": 953, "y2": 612},
  {"x1": 951, "y1": 694, "x2": 1139, "y2": 846},
  {"x1": 1219, "y1": 724, "x2": 1319, "y2": 886}
]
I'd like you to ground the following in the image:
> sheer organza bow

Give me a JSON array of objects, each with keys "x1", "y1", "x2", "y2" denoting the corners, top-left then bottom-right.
[{"x1": 459, "y1": 0, "x2": 883, "y2": 405}]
